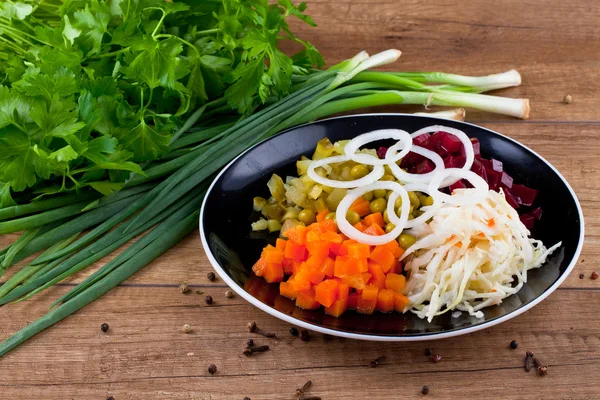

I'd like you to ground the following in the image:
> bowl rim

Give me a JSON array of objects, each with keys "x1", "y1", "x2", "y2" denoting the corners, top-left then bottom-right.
[{"x1": 199, "y1": 113, "x2": 585, "y2": 341}]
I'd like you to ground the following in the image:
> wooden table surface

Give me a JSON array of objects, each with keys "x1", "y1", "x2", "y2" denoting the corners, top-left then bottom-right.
[{"x1": 1, "y1": 1, "x2": 599, "y2": 399}]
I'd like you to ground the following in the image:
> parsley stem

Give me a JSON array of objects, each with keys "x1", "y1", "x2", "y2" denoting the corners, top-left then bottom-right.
[
  {"x1": 0, "y1": 36, "x2": 25, "y2": 54},
  {"x1": 0, "y1": 22, "x2": 48, "y2": 46},
  {"x1": 153, "y1": 34, "x2": 202, "y2": 58},
  {"x1": 91, "y1": 46, "x2": 131, "y2": 59},
  {"x1": 150, "y1": 9, "x2": 167, "y2": 37},
  {"x1": 194, "y1": 28, "x2": 218, "y2": 36}
]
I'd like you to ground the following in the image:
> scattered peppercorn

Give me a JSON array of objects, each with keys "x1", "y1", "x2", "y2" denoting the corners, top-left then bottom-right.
[
  {"x1": 243, "y1": 344, "x2": 270, "y2": 357},
  {"x1": 289, "y1": 327, "x2": 299, "y2": 337},
  {"x1": 243, "y1": 397, "x2": 251, "y2": 400},
  {"x1": 205, "y1": 295, "x2": 214, "y2": 305},
  {"x1": 107, "y1": 397, "x2": 114, "y2": 400},
  {"x1": 300, "y1": 329, "x2": 311, "y2": 342},
  {"x1": 591, "y1": 271, "x2": 599, "y2": 280},
  {"x1": 510, "y1": 340, "x2": 519, "y2": 349},
  {"x1": 431, "y1": 354, "x2": 442, "y2": 363},
  {"x1": 369, "y1": 356, "x2": 386, "y2": 368},
  {"x1": 179, "y1": 283, "x2": 190, "y2": 294},
  {"x1": 208, "y1": 364, "x2": 217, "y2": 374},
  {"x1": 196, "y1": 290, "x2": 203, "y2": 295},
  {"x1": 182, "y1": 324, "x2": 192, "y2": 333},
  {"x1": 207, "y1": 272, "x2": 216, "y2": 281},
  {"x1": 424, "y1": 348, "x2": 432, "y2": 357},
  {"x1": 421, "y1": 385, "x2": 430, "y2": 395},
  {"x1": 100, "y1": 323, "x2": 109, "y2": 333},
  {"x1": 579, "y1": 274, "x2": 585, "y2": 279},
  {"x1": 563, "y1": 94, "x2": 573, "y2": 104},
  {"x1": 538, "y1": 365, "x2": 548, "y2": 376},
  {"x1": 225, "y1": 290, "x2": 234, "y2": 298}
]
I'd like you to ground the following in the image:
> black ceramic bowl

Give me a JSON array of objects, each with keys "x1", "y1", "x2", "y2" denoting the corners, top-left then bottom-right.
[{"x1": 199, "y1": 114, "x2": 584, "y2": 341}]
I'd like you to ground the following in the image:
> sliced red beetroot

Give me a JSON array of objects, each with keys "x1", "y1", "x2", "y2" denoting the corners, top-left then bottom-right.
[
  {"x1": 414, "y1": 159, "x2": 435, "y2": 174},
  {"x1": 520, "y1": 213, "x2": 535, "y2": 229},
  {"x1": 500, "y1": 171, "x2": 513, "y2": 188},
  {"x1": 470, "y1": 159, "x2": 487, "y2": 181},
  {"x1": 510, "y1": 183, "x2": 538, "y2": 207},
  {"x1": 449, "y1": 180, "x2": 467, "y2": 193},
  {"x1": 443, "y1": 155, "x2": 466, "y2": 169},
  {"x1": 531, "y1": 207, "x2": 543, "y2": 220},
  {"x1": 413, "y1": 133, "x2": 430, "y2": 146},
  {"x1": 400, "y1": 152, "x2": 425, "y2": 169},
  {"x1": 470, "y1": 138, "x2": 481, "y2": 159},
  {"x1": 480, "y1": 158, "x2": 491, "y2": 169},
  {"x1": 502, "y1": 187, "x2": 520, "y2": 209},
  {"x1": 377, "y1": 146, "x2": 388, "y2": 159},
  {"x1": 441, "y1": 133, "x2": 462, "y2": 154},
  {"x1": 485, "y1": 168, "x2": 500, "y2": 191},
  {"x1": 491, "y1": 158, "x2": 503, "y2": 172}
]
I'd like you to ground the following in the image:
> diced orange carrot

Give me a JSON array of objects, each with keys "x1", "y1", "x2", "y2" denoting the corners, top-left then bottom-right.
[
  {"x1": 292, "y1": 260, "x2": 303, "y2": 274},
  {"x1": 282, "y1": 258, "x2": 294, "y2": 275},
  {"x1": 263, "y1": 245, "x2": 284, "y2": 264},
  {"x1": 361, "y1": 272, "x2": 372, "y2": 283},
  {"x1": 316, "y1": 219, "x2": 337, "y2": 233},
  {"x1": 353, "y1": 221, "x2": 367, "y2": 232},
  {"x1": 263, "y1": 263, "x2": 284, "y2": 283},
  {"x1": 296, "y1": 288, "x2": 321, "y2": 310},
  {"x1": 304, "y1": 255, "x2": 323, "y2": 270},
  {"x1": 284, "y1": 225, "x2": 307, "y2": 244},
  {"x1": 289, "y1": 274, "x2": 311, "y2": 292},
  {"x1": 347, "y1": 243, "x2": 371, "y2": 259},
  {"x1": 347, "y1": 292, "x2": 360, "y2": 309},
  {"x1": 300, "y1": 267, "x2": 326, "y2": 285},
  {"x1": 369, "y1": 246, "x2": 395, "y2": 273},
  {"x1": 367, "y1": 261, "x2": 386, "y2": 289},
  {"x1": 376, "y1": 289, "x2": 395, "y2": 312},
  {"x1": 305, "y1": 230, "x2": 321, "y2": 243},
  {"x1": 315, "y1": 279, "x2": 340, "y2": 307},
  {"x1": 333, "y1": 256, "x2": 350, "y2": 277},
  {"x1": 357, "y1": 285, "x2": 379, "y2": 314},
  {"x1": 350, "y1": 197, "x2": 371, "y2": 217},
  {"x1": 252, "y1": 257, "x2": 267, "y2": 276},
  {"x1": 306, "y1": 240, "x2": 330, "y2": 259},
  {"x1": 341, "y1": 274, "x2": 366, "y2": 290},
  {"x1": 340, "y1": 239, "x2": 357, "y2": 255},
  {"x1": 348, "y1": 257, "x2": 368, "y2": 273},
  {"x1": 363, "y1": 212, "x2": 385, "y2": 227},
  {"x1": 316, "y1": 210, "x2": 329, "y2": 223},
  {"x1": 383, "y1": 240, "x2": 405, "y2": 258},
  {"x1": 324, "y1": 282, "x2": 349, "y2": 317},
  {"x1": 279, "y1": 281, "x2": 298, "y2": 300},
  {"x1": 276, "y1": 238, "x2": 287, "y2": 251},
  {"x1": 363, "y1": 223, "x2": 385, "y2": 236},
  {"x1": 320, "y1": 256, "x2": 335, "y2": 277},
  {"x1": 284, "y1": 240, "x2": 306, "y2": 262},
  {"x1": 319, "y1": 231, "x2": 343, "y2": 243},
  {"x1": 385, "y1": 273, "x2": 406, "y2": 292},
  {"x1": 393, "y1": 292, "x2": 410, "y2": 312}
]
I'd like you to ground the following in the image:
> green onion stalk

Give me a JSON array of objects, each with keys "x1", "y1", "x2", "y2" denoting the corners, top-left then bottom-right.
[{"x1": 0, "y1": 50, "x2": 530, "y2": 356}]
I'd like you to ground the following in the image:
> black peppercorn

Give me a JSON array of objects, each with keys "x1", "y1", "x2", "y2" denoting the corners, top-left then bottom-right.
[
  {"x1": 579, "y1": 273, "x2": 585, "y2": 279},
  {"x1": 243, "y1": 397, "x2": 251, "y2": 400},
  {"x1": 100, "y1": 323, "x2": 109, "y2": 333},
  {"x1": 205, "y1": 295, "x2": 213, "y2": 305},
  {"x1": 290, "y1": 327, "x2": 299, "y2": 336},
  {"x1": 431, "y1": 354, "x2": 442, "y2": 363},
  {"x1": 107, "y1": 397, "x2": 115, "y2": 400},
  {"x1": 207, "y1": 272, "x2": 216, "y2": 281},
  {"x1": 300, "y1": 329, "x2": 310, "y2": 342},
  {"x1": 591, "y1": 271, "x2": 599, "y2": 280},
  {"x1": 424, "y1": 348, "x2": 432, "y2": 356},
  {"x1": 208, "y1": 364, "x2": 217, "y2": 374},
  {"x1": 510, "y1": 340, "x2": 518, "y2": 349},
  {"x1": 421, "y1": 385, "x2": 430, "y2": 395}
]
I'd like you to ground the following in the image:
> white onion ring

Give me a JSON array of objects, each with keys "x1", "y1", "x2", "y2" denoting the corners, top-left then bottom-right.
[
  {"x1": 385, "y1": 145, "x2": 445, "y2": 184},
  {"x1": 336, "y1": 181, "x2": 410, "y2": 246},
  {"x1": 411, "y1": 125, "x2": 475, "y2": 188},
  {"x1": 428, "y1": 168, "x2": 489, "y2": 206},
  {"x1": 387, "y1": 183, "x2": 441, "y2": 229},
  {"x1": 307, "y1": 155, "x2": 384, "y2": 189},
  {"x1": 344, "y1": 129, "x2": 413, "y2": 166}
]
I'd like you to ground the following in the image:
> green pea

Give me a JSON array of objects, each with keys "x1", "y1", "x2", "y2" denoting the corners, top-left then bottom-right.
[
  {"x1": 399, "y1": 233, "x2": 416, "y2": 249},
  {"x1": 373, "y1": 189, "x2": 387, "y2": 199},
  {"x1": 394, "y1": 196, "x2": 403, "y2": 210},
  {"x1": 383, "y1": 209, "x2": 390, "y2": 223},
  {"x1": 408, "y1": 212, "x2": 415, "y2": 220},
  {"x1": 380, "y1": 174, "x2": 395, "y2": 181},
  {"x1": 385, "y1": 223, "x2": 396, "y2": 233},
  {"x1": 385, "y1": 191, "x2": 392, "y2": 201},
  {"x1": 421, "y1": 195, "x2": 434, "y2": 207},
  {"x1": 350, "y1": 164, "x2": 370, "y2": 179},
  {"x1": 370, "y1": 198, "x2": 387, "y2": 214},
  {"x1": 408, "y1": 191, "x2": 420, "y2": 208},
  {"x1": 384, "y1": 164, "x2": 393, "y2": 176},
  {"x1": 325, "y1": 212, "x2": 336, "y2": 221},
  {"x1": 346, "y1": 210, "x2": 361, "y2": 225},
  {"x1": 298, "y1": 209, "x2": 316, "y2": 225},
  {"x1": 362, "y1": 191, "x2": 374, "y2": 201}
]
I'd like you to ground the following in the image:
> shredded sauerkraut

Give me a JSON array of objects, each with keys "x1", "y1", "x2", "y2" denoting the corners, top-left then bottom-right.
[{"x1": 401, "y1": 189, "x2": 561, "y2": 321}]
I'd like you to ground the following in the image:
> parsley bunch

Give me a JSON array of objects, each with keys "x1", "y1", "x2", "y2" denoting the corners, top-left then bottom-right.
[{"x1": 0, "y1": 0, "x2": 322, "y2": 203}]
